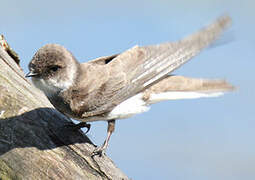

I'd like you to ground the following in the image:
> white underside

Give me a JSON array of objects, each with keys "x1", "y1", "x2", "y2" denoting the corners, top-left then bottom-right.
[
  {"x1": 148, "y1": 91, "x2": 224, "y2": 104},
  {"x1": 108, "y1": 93, "x2": 150, "y2": 119},
  {"x1": 107, "y1": 91, "x2": 224, "y2": 120},
  {"x1": 32, "y1": 76, "x2": 225, "y2": 121}
]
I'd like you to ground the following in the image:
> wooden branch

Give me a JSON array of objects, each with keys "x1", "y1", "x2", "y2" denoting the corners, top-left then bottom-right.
[{"x1": 0, "y1": 39, "x2": 129, "y2": 180}]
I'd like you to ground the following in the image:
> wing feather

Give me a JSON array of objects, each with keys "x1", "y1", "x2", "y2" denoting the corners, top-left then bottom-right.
[
  {"x1": 121, "y1": 15, "x2": 231, "y2": 88},
  {"x1": 82, "y1": 15, "x2": 231, "y2": 118}
]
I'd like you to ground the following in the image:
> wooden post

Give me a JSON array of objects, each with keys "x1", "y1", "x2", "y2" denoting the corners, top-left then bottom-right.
[{"x1": 0, "y1": 38, "x2": 128, "y2": 180}]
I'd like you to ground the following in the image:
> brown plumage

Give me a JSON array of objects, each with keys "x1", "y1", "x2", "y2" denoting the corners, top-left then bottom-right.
[{"x1": 26, "y1": 15, "x2": 233, "y2": 156}]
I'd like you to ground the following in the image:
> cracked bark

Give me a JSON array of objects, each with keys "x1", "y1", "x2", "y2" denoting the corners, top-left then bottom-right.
[{"x1": 0, "y1": 43, "x2": 129, "y2": 180}]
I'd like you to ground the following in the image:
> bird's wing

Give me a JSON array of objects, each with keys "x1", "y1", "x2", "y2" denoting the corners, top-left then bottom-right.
[
  {"x1": 87, "y1": 54, "x2": 119, "y2": 65},
  {"x1": 82, "y1": 15, "x2": 231, "y2": 118}
]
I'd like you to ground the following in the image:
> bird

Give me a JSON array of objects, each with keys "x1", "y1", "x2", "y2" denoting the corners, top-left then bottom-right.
[{"x1": 26, "y1": 15, "x2": 234, "y2": 156}]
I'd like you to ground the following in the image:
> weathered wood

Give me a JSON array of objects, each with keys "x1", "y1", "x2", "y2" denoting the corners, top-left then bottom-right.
[{"x1": 0, "y1": 42, "x2": 128, "y2": 180}]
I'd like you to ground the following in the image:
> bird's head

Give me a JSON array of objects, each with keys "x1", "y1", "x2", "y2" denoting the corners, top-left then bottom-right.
[{"x1": 26, "y1": 44, "x2": 79, "y2": 97}]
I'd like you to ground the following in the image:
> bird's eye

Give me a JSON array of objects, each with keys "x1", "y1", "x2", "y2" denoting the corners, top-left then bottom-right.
[{"x1": 49, "y1": 65, "x2": 61, "y2": 72}]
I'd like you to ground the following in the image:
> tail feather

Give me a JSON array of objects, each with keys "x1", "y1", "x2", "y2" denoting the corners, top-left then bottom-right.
[{"x1": 143, "y1": 75, "x2": 234, "y2": 104}]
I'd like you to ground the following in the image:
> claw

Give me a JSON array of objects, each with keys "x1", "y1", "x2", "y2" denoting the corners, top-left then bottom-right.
[
  {"x1": 63, "y1": 122, "x2": 91, "y2": 134},
  {"x1": 92, "y1": 146, "x2": 106, "y2": 157},
  {"x1": 83, "y1": 123, "x2": 91, "y2": 134}
]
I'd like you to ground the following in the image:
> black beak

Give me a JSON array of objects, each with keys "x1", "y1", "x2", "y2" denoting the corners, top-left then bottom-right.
[{"x1": 25, "y1": 71, "x2": 38, "y2": 78}]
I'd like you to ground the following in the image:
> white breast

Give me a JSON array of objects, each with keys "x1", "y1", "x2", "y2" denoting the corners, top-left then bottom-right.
[
  {"x1": 32, "y1": 76, "x2": 73, "y2": 98},
  {"x1": 32, "y1": 78, "x2": 60, "y2": 97}
]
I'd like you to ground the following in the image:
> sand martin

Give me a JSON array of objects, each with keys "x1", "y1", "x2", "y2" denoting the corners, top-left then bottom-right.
[{"x1": 26, "y1": 15, "x2": 233, "y2": 156}]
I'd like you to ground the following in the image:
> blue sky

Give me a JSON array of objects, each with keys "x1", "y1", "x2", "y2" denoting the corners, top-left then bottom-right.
[{"x1": 1, "y1": 0, "x2": 254, "y2": 179}]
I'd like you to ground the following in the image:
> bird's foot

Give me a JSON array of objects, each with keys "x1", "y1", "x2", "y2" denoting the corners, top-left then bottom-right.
[
  {"x1": 63, "y1": 122, "x2": 91, "y2": 134},
  {"x1": 92, "y1": 145, "x2": 107, "y2": 157},
  {"x1": 91, "y1": 120, "x2": 115, "y2": 157}
]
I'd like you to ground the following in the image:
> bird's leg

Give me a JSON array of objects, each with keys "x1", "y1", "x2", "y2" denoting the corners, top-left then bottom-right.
[
  {"x1": 63, "y1": 122, "x2": 91, "y2": 134},
  {"x1": 92, "y1": 119, "x2": 115, "y2": 157}
]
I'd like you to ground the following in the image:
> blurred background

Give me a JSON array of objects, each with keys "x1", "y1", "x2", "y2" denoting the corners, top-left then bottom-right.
[{"x1": 1, "y1": 0, "x2": 254, "y2": 179}]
